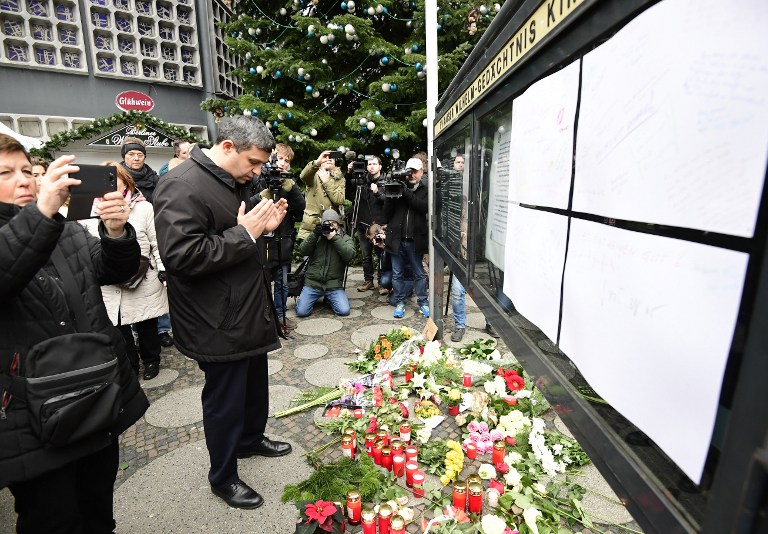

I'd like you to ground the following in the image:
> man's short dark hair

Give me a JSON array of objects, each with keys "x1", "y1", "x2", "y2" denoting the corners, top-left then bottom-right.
[{"x1": 215, "y1": 116, "x2": 275, "y2": 153}]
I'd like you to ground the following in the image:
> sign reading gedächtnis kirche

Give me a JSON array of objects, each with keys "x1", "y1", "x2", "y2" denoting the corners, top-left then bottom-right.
[{"x1": 89, "y1": 125, "x2": 173, "y2": 148}]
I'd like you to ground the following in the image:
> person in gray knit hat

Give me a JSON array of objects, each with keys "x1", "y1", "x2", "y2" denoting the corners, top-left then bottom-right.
[
  {"x1": 295, "y1": 209, "x2": 356, "y2": 317},
  {"x1": 120, "y1": 137, "x2": 160, "y2": 203}
]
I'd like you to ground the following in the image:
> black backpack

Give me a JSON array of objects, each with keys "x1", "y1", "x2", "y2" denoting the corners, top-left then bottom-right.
[{"x1": 287, "y1": 257, "x2": 309, "y2": 298}]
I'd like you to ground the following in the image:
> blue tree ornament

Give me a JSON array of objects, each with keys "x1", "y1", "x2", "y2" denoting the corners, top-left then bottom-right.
[
  {"x1": 390, "y1": 83, "x2": 398, "y2": 92},
  {"x1": 275, "y1": 70, "x2": 283, "y2": 78},
  {"x1": 251, "y1": 109, "x2": 259, "y2": 116},
  {"x1": 411, "y1": 43, "x2": 419, "y2": 53},
  {"x1": 249, "y1": 67, "x2": 256, "y2": 74},
  {"x1": 415, "y1": 62, "x2": 423, "y2": 72},
  {"x1": 306, "y1": 85, "x2": 314, "y2": 93},
  {"x1": 384, "y1": 147, "x2": 391, "y2": 155},
  {"x1": 279, "y1": 98, "x2": 287, "y2": 106}
]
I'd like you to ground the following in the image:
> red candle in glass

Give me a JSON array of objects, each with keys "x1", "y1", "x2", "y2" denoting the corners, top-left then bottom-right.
[
  {"x1": 448, "y1": 404, "x2": 459, "y2": 416},
  {"x1": 412, "y1": 471, "x2": 426, "y2": 498},
  {"x1": 392, "y1": 454, "x2": 405, "y2": 477},
  {"x1": 353, "y1": 408, "x2": 363, "y2": 419},
  {"x1": 346, "y1": 489, "x2": 362, "y2": 525},
  {"x1": 492, "y1": 441, "x2": 505, "y2": 465},
  {"x1": 364, "y1": 432, "x2": 376, "y2": 457},
  {"x1": 378, "y1": 504, "x2": 393, "y2": 534},
  {"x1": 468, "y1": 482, "x2": 483, "y2": 513},
  {"x1": 399, "y1": 422, "x2": 411, "y2": 444},
  {"x1": 390, "y1": 515, "x2": 406, "y2": 534},
  {"x1": 361, "y1": 508, "x2": 376, "y2": 534},
  {"x1": 405, "y1": 367, "x2": 413, "y2": 382},
  {"x1": 405, "y1": 461, "x2": 419, "y2": 487},
  {"x1": 463, "y1": 373, "x2": 472, "y2": 387},
  {"x1": 405, "y1": 445, "x2": 418, "y2": 462},
  {"x1": 452, "y1": 480, "x2": 467, "y2": 511},
  {"x1": 465, "y1": 443, "x2": 477, "y2": 459},
  {"x1": 341, "y1": 435, "x2": 355, "y2": 459},
  {"x1": 376, "y1": 429, "x2": 389, "y2": 447},
  {"x1": 381, "y1": 447, "x2": 392, "y2": 471},
  {"x1": 373, "y1": 440, "x2": 384, "y2": 465}
]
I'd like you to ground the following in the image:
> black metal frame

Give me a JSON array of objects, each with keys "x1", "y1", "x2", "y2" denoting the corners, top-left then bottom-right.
[{"x1": 432, "y1": 0, "x2": 768, "y2": 532}]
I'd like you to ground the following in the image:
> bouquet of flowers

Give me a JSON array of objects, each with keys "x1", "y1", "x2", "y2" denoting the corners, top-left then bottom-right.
[
  {"x1": 463, "y1": 420, "x2": 503, "y2": 455},
  {"x1": 347, "y1": 326, "x2": 421, "y2": 374}
]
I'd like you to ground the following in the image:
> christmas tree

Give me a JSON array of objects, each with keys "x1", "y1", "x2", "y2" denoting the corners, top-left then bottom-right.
[{"x1": 202, "y1": 0, "x2": 503, "y2": 166}]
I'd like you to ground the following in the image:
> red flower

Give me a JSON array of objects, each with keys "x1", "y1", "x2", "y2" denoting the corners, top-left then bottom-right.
[
  {"x1": 388, "y1": 397, "x2": 398, "y2": 404},
  {"x1": 495, "y1": 462, "x2": 509, "y2": 474},
  {"x1": 399, "y1": 402, "x2": 409, "y2": 418},
  {"x1": 505, "y1": 374, "x2": 525, "y2": 391},
  {"x1": 496, "y1": 367, "x2": 505, "y2": 377},
  {"x1": 505, "y1": 436, "x2": 516, "y2": 446},
  {"x1": 489, "y1": 479, "x2": 505, "y2": 495},
  {"x1": 304, "y1": 500, "x2": 337, "y2": 529},
  {"x1": 503, "y1": 396, "x2": 517, "y2": 406}
]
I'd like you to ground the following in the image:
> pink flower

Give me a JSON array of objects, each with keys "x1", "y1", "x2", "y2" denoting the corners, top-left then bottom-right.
[
  {"x1": 467, "y1": 421, "x2": 479, "y2": 433},
  {"x1": 469, "y1": 432, "x2": 481, "y2": 443},
  {"x1": 490, "y1": 429, "x2": 503, "y2": 442},
  {"x1": 478, "y1": 422, "x2": 489, "y2": 433},
  {"x1": 480, "y1": 433, "x2": 493, "y2": 444}
]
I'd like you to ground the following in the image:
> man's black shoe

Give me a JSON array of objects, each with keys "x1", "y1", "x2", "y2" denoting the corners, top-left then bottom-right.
[
  {"x1": 211, "y1": 480, "x2": 264, "y2": 509},
  {"x1": 143, "y1": 362, "x2": 159, "y2": 380},
  {"x1": 237, "y1": 436, "x2": 292, "y2": 458},
  {"x1": 159, "y1": 332, "x2": 174, "y2": 347}
]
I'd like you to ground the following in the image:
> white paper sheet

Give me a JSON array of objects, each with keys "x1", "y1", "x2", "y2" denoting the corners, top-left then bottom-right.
[
  {"x1": 484, "y1": 115, "x2": 513, "y2": 269},
  {"x1": 502, "y1": 205, "x2": 568, "y2": 343},
  {"x1": 574, "y1": 0, "x2": 768, "y2": 237},
  {"x1": 560, "y1": 219, "x2": 748, "y2": 483},
  {"x1": 509, "y1": 61, "x2": 580, "y2": 209}
]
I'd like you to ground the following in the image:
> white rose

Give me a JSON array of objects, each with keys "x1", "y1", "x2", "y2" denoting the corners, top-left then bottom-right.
[{"x1": 480, "y1": 514, "x2": 508, "y2": 534}]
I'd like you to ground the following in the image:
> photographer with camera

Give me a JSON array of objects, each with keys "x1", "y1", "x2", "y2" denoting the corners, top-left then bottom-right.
[
  {"x1": 383, "y1": 156, "x2": 430, "y2": 319},
  {"x1": 345, "y1": 154, "x2": 386, "y2": 292},
  {"x1": 366, "y1": 223, "x2": 415, "y2": 304},
  {"x1": 255, "y1": 144, "x2": 305, "y2": 332},
  {"x1": 297, "y1": 150, "x2": 346, "y2": 240},
  {"x1": 295, "y1": 210, "x2": 355, "y2": 317}
]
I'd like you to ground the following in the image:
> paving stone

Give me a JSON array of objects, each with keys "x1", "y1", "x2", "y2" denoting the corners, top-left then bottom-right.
[
  {"x1": 141, "y1": 368, "x2": 179, "y2": 389},
  {"x1": 347, "y1": 308, "x2": 363, "y2": 318},
  {"x1": 268, "y1": 346, "x2": 283, "y2": 356},
  {"x1": 304, "y1": 358, "x2": 360, "y2": 387},
  {"x1": 348, "y1": 298, "x2": 365, "y2": 308},
  {"x1": 466, "y1": 312, "x2": 487, "y2": 330},
  {"x1": 351, "y1": 323, "x2": 402, "y2": 349},
  {"x1": 554, "y1": 415, "x2": 575, "y2": 439},
  {"x1": 575, "y1": 464, "x2": 634, "y2": 525},
  {"x1": 113, "y1": 436, "x2": 310, "y2": 533},
  {"x1": 371, "y1": 304, "x2": 415, "y2": 320},
  {"x1": 144, "y1": 387, "x2": 204, "y2": 428},
  {"x1": 268, "y1": 385, "x2": 303, "y2": 417},
  {"x1": 294, "y1": 343, "x2": 328, "y2": 360},
  {"x1": 268, "y1": 359, "x2": 284, "y2": 375},
  {"x1": 294, "y1": 317, "x2": 344, "y2": 336},
  {"x1": 444, "y1": 330, "x2": 497, "y2": 349}
]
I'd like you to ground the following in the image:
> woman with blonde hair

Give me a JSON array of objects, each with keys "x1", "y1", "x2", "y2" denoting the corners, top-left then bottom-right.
[{"x1": 82, "y1": 161, "x2": 168, "y2": 379}]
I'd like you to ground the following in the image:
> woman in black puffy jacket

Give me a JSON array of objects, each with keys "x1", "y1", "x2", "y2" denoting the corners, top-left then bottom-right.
[{"x1": 0, "y1": 134, "x2": 149, "y2": 533}]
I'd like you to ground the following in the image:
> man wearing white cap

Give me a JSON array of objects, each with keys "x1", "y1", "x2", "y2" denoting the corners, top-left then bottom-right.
[{"x1": 383, "y1": 156, "x2": 430, "y2": 319}]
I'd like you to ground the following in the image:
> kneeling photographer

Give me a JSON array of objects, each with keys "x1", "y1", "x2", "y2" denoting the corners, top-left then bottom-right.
[
  {"x1": 295, "y1": 210, "x2": 355, "y2": 317},
  {"x1": 345, "y1": 154, "x2": 386, "y2": 292},
  {"x1": 367, "y1": 223, "x2": 415, "y2": 305},
  {"x1": 254, "y1": 144, "x2": 305, "y2": 332},
  {"x1": 382, "y1": 156, "x2": 429, "y2": 319}
]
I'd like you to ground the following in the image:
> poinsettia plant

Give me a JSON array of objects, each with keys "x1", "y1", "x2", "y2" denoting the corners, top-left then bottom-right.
[{"x1": 294, "y1": 500, "x2": 346, "y2": 534}]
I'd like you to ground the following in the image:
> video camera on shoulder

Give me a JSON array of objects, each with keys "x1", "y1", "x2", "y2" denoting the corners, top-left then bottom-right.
[
  {"x1": 350, "y1": 154, "x2": 375, "y2": 187},
  {"x1": 261, "y1": 153, "x2": 293, "y2": 193},
  {"x1": 380, "y1": 158, "x2": 408, "y2": 199}
]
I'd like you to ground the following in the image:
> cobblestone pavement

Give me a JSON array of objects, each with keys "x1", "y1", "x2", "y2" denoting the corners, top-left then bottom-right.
[{"x1": 0, "y1": 267, "x2": 642, "y2": 533}]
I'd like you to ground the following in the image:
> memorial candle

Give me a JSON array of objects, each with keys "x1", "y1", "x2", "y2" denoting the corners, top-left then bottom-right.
[
  {"x1": 364, "y1": 432, "x2": 376, "y2": 457},
  {"x1": 378, "y1": 503, "x2": 393, "y2": 534},
  {"x1": 392, "y1": 454, "x2": 405, "y2": 477},
  {"x1": 463, "y1": 372, "x2": 472, "y2": 387},
  {"x1": 405, "y1": 445, "x2": 418, "y2": 462},
  {"x1": 381, "y1": 446, "x2": 392, "y2": 471},
  {"x1": 373, "y1": 440, "x2": 384, "y2": 465},
  {"x1": 376, "y1": 429, "x2": 389, "y2": 447},
  {"x1": 492, "y1": 441, "x2": 505, "y2": 465},
  {"x1": 346, "y1": 489, "x2": 362, "y2": 525},
  {"x1": 452, "y1": 480, "x2": 467, "y2": 511},
  {"x1": 399, "y1": 422, "x2": 411, "y2": 444},
  {"x1": 468, "y1": 482, "x2": 483, "y2": 514},
  {"x1": 405, "y1": 461, "x2": 419, "y2": 487},
  {"x1": 412, "y1": 471, "x2": 425, "y2": 498},
  {"x1": 361, "y1": 507, "x2": 376, "y2": 534},
  {"x1": 390, "y1": 515, "x2": 406, "y2": 534},
  {"x1": 341, "y1": 435, "x2": 355, "y2": 459},
  {"x1": 465, "y1": 443, "x2": 477, "y2": 459}
]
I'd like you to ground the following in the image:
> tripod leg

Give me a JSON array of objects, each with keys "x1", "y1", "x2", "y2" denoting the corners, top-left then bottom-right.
[{"x1": 343, "y1": 185, "x2": 364, "y2": 290}]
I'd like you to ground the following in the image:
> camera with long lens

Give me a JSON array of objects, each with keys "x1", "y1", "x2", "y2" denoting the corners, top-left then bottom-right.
[
  {"x1": 380, "y1": 159, "x2": 409, "y2": 199},
  {"x1": 315, "y1": 220, "x2": 335, "y2": 236}
]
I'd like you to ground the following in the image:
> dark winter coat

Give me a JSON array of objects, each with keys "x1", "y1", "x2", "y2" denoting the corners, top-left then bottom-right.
[
  {"x1": 153, "y1": 146, "x2": 282, "y2": 362},
  {"x1": 251, "y1": 179, "x2": 305, "y2": 269},
  {"x1": 383, "y1": 180, "x2": 429, "y2": 256},
  {"x1": 297, "y1": 231, "x2": 356, "y2": 291},
  {"x1": 0, "y1": 202, "x2": 148, "y2": 488},
  {"x1": 345, "y1": 173, "x2": 386, "y2": 232},
  {"x1": 120, "y1": 162, "x2": 160, "y2": 203}
]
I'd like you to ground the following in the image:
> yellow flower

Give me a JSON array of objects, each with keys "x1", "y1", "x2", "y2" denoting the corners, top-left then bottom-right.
[{"x1": 440, "y1": 475, "x2": 451, "y2": 486}]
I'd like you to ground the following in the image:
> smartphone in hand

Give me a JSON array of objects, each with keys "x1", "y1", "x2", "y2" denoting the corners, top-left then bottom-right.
[
  {"x1": 66, "y1": 164, "x2": 117, "y2": 221},
  {"x1": 327, "y1": 151, "x2": 343, "y2": 160}
]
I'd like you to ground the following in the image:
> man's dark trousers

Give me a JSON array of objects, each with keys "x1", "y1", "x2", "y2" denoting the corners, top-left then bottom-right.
[
  {"x1": 198, "y1": 355, "x2": 269, "y2": 487},
  {"x1": 357, "y1": 228, "x2": 375, "y2": 282}
]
